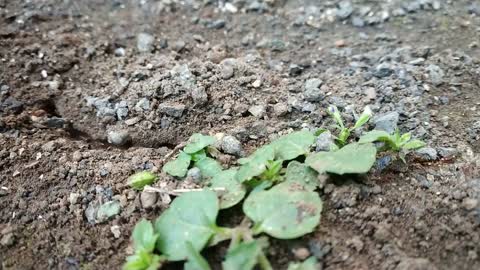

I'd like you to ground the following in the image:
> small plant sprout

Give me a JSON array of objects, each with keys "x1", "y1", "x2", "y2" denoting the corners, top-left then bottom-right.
[
  {"x1": 128, "y1": 171, "x2": 158, "y2": 190},
  {"x1": 359, "y1": 129, "x2": 426, "y2": 161},
  {"x1": 326, "y1": 105, "x2": 372, "y2": 147}
]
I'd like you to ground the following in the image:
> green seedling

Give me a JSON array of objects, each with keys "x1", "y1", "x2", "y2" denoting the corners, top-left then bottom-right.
[
  {"x1": 123, "y1": 219, "x2": 165, "y2": 270},
  {"x1": 326, "y1": 105, "x2": 372, "y2": 147},
  {"x1": 359, "y1": 129, "x2": 426, "y2": 162},
  {"x1": 126, "y1": 122, "x2": 424, "y2": 268}
]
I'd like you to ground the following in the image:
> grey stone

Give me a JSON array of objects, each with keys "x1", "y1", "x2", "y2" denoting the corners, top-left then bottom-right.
[
  {"x1": 173, "y1": 40, "x2": 186, "y2": 52},
  {"x1": 221, "y1": 135, "x2": 243, "y2": 156},
  {"x1": 426, "y1": 64, "x2": 444, "y2": 86},
  {"x1": 374, "y1": 111, "x2": 399, "y2": 134},
  {"x1": 187, "y1": 167, "x2": 202, "y2": 182},
  {"x1": 136, "y1": 33, "x2": 154, "y2": 52},
  {"x1": 135, "y1": 98, "x2": 150, "y2": 112},
  {"x1": 114, "y1": 47, "x2": 125, "y2": 57},
  {"x1": 437, "y1": 147, "x2": 458, "y2": 159},
  {"x1": 315, "y1": 131, "x2": 335, "y2": 152},
  {"x1": 373, "y1": 63, "x2": 394, "y2": 78},
  {"x1": 288, "y1": 64, "x2": 303, "y2": 76},
  {"x1": 221, "y1": 65, "x2": 234, "y2": 79},
  {"x1": 0, "y1": 233, "x2": 14, "y2": 247},
  {"x1": 352, "y1": 17, "x2": 365, "y2": 27},
  {"x1": 158, "y1": 103, "x2": 185, "y2": 118},
  {"x1": 107, "y1": 130, "x2": 130, "y2": 146},
  {"x1": 69, "y1": 193, "x2": 80, "y2": 204},
  {"x1": 96, "y1": 200, "x2": 121, "y2": 223},
  {"x1": 207, "y1": 19, "x2": 225, "y2": 29},
  {"x1": 414, "y1": 147, "x2": 438, "y2": 161},
  {"x1": 468, "y1": 3, "x2": 480, "y2": 15},
  {"x1": 395, "y1": 258, "x2": 437, "y2": 270},
  {"x1": 140, "y1": 191, "x2": 158, "y2": 209},
  {"x1": 304, "y1": 78, "x2": 324, "y2": 102},
  {"x1": 273, "y1": 103, "x2": 288, "y2": 116},
  {"x1": 115, "y1": 101, "x2": 129, "y2": 120},
  {"x1": 191, "y1": 87, "x2": 208, "y2": 105},
  {"x1": 248, "y1": 105, "x2": 266, "y2": 118},
  {"x1": 336, "y1": 1, "x2": 353, "y2": 19}
]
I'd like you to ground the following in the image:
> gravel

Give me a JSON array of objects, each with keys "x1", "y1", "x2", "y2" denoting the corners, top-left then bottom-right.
[
  {"x1": 315, "y1": 131, "x2": 335, "y2": 152},
  {"x1": 395, "y1": 258, "x2": 438, "y2": 270},
  {"x1": 304, "y1": 78, "x2": 324, "y2": 102},
  {"x1": 107, "y1": 130, "x2": 130, "y2": 146},
  {"x1": 221, "y1": 135, "x2": 243, "y2": 156},
  {"x1": 136, "y1": 33, "x2": 155, "y2": 52},
  {"x1": 414, "y1": 147, "x2": 438, "y2": 161},
  {"x1": 248, "y1": 104, "x2": 267, "y2": 118},
  {"x1": 186, "y1": 167, "x2": 202, "y2": 182},
  {"x1": 374, "y1": 111, "x2": 399, "y2": 134},
  {"x1": 140, "y1": 190, "x2": 158, "y2": 209}
]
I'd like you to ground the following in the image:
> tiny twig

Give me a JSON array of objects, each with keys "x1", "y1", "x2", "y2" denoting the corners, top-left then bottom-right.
[
  {"x1": 160, "y1": 142, "x2": 187, "y2": 165},
  {"x1": 143, "y1": 185, "x2": 226, "y2": 196}
]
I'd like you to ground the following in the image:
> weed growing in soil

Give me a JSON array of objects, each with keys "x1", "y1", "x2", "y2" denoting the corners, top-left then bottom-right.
[{"x1": 124, "y1": 106, "x2": 425, "y2": 269}]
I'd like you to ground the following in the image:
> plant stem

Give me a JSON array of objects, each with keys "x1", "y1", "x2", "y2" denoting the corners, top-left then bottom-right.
[{"x1": 257, "y1": 252, "x2": 273, "y2": 270}]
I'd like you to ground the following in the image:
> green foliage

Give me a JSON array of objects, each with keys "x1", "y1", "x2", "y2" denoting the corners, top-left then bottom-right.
[
  {"x1": 162, "y1": 151, "x2": 192, "y2": 177},
  {"x1": 184, "y1": 133, "x2": 216, "y2": 154},
  {"x1": 327, "y1": 105, "x2": 372, "y2": 147},
  {"x1": 184, "y1": 242, "x2": 212, "y2": 270},
  {"x1": 222, "y1": 240, "x2": 262, "y2": 270},
  {"x1": 285, "y1": 161, "x2": 318, "y2": 191},
  {"x1": 127, "y1": 110, "x2": 425, "y2": 269},
  {"x1": 270, "y1": 130, "x2": 315, "y2": 160},
  {"x1": 243, "y1": 182, "x2": 323, "y2": 239},
  {"x1": 287, "y1": 257, "x2": 319, "y2": 270},
  {"x1": 128, "y1": 171, "x2": 157, "y2": 190},
  {"x1": 123, "y1": 220, "x2": 165, "y2": 270},
  {"x1": 306, "y1": 143, "x2": 377, "y2": 174},
  {"x1": 154, "y1": 190, "x2": 220, "y2": 261},
  {"x1": 359, "y1": 129, "x2": 426, "y2": 152},
  {"x1": 195, "y1": 157, "x2": 223, "y2": 178},
  {"x1": 209, "y1": 169, "x2": 246, "y2": 209}
]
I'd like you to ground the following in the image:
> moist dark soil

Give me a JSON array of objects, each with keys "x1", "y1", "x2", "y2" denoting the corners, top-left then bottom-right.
[{"x1": 1, "y1": 0, "x2": 480, "y2": 269}]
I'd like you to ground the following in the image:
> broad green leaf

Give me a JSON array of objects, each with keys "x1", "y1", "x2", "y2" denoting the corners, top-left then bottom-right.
[
  {"x1": 285, "y1": 161, "x2": 318, "y2": 191},
  {"x1": 271, "y1": 131, "x2": 315, "y2": 160},
  {"x1": 243, "y1": 182, "x2": 323, "y2": 239},
  {"x1": 235, "y1": 145, "x2": 275, "y2": 183},
  {"x1": 184, "y1": 241, "x2": 211, "y2": 270},
  {"x1": 352, "y1": 106, "x2": 372, "y2": 130},
  {"x1": 163, "y1": 151, "x2": 192, "y2": 177},
  {"x1": 123, "y1": 250, "x2": 164, "y2": 270},
  {"x1": 128, "y1": 171, "x2": 157, "y2": 190},
  {"x1": 210, "y1": 169, "x2": 246, "y2": 209},
  {"x1": 358, "y1": 130, "x2": 391, "y2": 144},
  {"x1": 403, "y1": 139, "x2": 426, "y2": 150},
  {"x1": 184, "y1": 133, "x2": 216, "y2": 154},
  {"x1": 237, "y1": 145, "x2": 275, "y2": 165},
  {"x1": 155, "y1": 190, "x2": 219, "y2": 261},
  {"x1": 306, "y1": 143, "x2": 376, "y2": 175},
  {"x1": 287, "y1": 257, "x2": 319, "y2": 270},
  {"x1": 132, "y1": 219, "x2": 158, "y2": 252},
  {"x1": 222, "y1": 241, "x2": 261, "y2": 270},
  {"x1": 191, "y1": 149, "x2": 207, "y2": 162},
  {"x1": 195, "y1": 157, "x2": 223, "y2": 178}
]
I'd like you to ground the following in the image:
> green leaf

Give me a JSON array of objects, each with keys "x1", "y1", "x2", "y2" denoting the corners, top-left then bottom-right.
[
  {"x1": 287, "y1": 257, "x2": 319, "y2": 270},
  {"x1": 163, "y1": 151, "x2": 192, "y2": 177},
  {"x1": 271, "y1": 131, "x2": 315, "y2": 160},
  {"x1": 262, "y1": 160, "x2": 283, "y2": 180},
  {"x1": 128, "y1": 171, "x2": 157, "y2": 190},
  {"x1": 327, "y1": 105, "x2": 344, "y2": 128},
  {"x1": 184, "y1": 134, "x2": 216, "y2": 154},
  {"x1": 243, "y1": 182, "x2": 323, "y2": 239},
  {"x1": 210, "y1": 169, "x2": 246, "y2": 209},
  {"x1": 399, "y1": 132, "x2": 412, "y2": 145},
  {"x1": 285, "y1": 161, "x2": 318, "y2": 191},
  {"x1": 123, "y1": 250, "x2": 164, "y2": 270},
  {"x1": 155, "y1": 190, "x2": 219, "y2": 261},
  {"x1": 184, "y1": 241, "x2": 212, "y2": 270},
  {"x1": 235, "y1": 145, "x2": 275, "y2": 183},
  {"x1": 358, "y1": 130, "x2": 391, "y2": 144},
  {"x1": 352, "y1": 106, "x2": 372, "y2": 130},
  {"x1": 306, "y1": 143, "x2": 376, "y2": 175},
  {"x1": 191, "y1": 149, "x2": 207, "y2": 162},
  {"x1": 222, "y1": 241, "x2": 261, "y2": 270},
  {"x1": 132, "y1": 219, "x2": 158, "y2": 253},
  {"x1": 403, "y1": 139, "x2": 426, "y2": 150},
  {"x1": 195, "y1": 157, "x2": 223, "y2": 179}
]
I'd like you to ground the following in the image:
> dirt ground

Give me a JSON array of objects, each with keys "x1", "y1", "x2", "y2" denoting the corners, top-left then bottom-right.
[{"x1": 1, "y1": 0, "x2": 480, "y2": 269}]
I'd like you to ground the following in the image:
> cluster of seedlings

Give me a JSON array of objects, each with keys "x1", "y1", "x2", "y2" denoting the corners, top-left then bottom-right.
[{"x1": 124, "y1": 105, "x2": 425, "y2": 270}]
